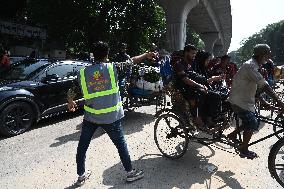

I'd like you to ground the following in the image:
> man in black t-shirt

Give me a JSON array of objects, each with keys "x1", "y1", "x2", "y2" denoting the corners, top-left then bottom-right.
[
  {"x1": 173, "y1": 44, "x2": 223, "y2": 128},
  {"x1": 113, "y1": 43, "x2": 131, "y2": 62}
]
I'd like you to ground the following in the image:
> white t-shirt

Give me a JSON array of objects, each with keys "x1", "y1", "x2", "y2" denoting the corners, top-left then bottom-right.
[{"x1": 228, "y1": 58, "x2": 267, "y2": 112}]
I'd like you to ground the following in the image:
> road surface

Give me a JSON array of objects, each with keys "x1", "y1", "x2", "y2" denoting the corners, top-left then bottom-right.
[{"x1": 0, "y1": 106, "x2": 282, "y2": 189}]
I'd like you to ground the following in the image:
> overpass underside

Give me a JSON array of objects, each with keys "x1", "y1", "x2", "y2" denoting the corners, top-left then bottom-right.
[{"x1": 156, "y1": 0, "x2": 232, "y2": 56}]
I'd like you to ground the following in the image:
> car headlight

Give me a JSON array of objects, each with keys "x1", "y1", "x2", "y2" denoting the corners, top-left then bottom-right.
[{"x1": 0, "y1": 86, "x2": 13, "y2": 91}]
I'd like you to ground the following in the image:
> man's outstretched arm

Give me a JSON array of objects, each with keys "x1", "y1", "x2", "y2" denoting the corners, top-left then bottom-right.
[{"x1": 131, "y1": 52, "x2": 156, "y2": 64}]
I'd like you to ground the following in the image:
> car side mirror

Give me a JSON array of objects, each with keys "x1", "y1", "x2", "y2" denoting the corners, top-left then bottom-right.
[{"x1": 42, "y1": 74, "x2": 60, "y2": 83}]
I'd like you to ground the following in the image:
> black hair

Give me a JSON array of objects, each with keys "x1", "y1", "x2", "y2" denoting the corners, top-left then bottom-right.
[
  {"x1": 120, "y1": 43, "x2": 127, "y2": 48},
  {"x1": 221, "y1": 55, "x2": 230, "y2": 61},
  {"x1": 195, "y1": 51, "x2": 211, "y2": 74},
  {"x1": 183, "y1": 44, "x2": 197, "y2": 54},
  {"x1": 91, "y1": 41, "x2": 109, "y2": 61},
  {"x1": 170, "y1": 50, "x2": 184, "y2": 65},
  {"x1": 149, "y1": 43, "x2": 158, "y2": 52}
]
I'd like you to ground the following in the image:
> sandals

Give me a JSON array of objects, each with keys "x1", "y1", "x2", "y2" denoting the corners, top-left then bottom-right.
[{"x1": 239, "y1": 150, "x2": 258, "y2": 159}]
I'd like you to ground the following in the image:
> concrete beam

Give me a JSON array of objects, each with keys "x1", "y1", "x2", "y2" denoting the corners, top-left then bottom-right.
[
  {"x1": 156, "y1": 0, "x2": 200, "y2": 51},
  {"x1": 201, "y1": 0, "x2": 225, "y2": 49},
  {"x1": 200, "y1": 32, "x2": 219, "y2": 53},
  {"x1": 213, "y1": 44, "x2": 224, "y2": 57}
]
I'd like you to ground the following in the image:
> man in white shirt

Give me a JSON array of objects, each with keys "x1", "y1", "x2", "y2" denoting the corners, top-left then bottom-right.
[{"x1": 227, "y1": 44, "x2": 284, "y2": 159}]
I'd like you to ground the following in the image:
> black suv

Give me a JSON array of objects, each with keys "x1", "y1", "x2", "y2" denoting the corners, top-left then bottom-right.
[{"x1": 0, "y1": 59, "x2": 91, "y2": 136}]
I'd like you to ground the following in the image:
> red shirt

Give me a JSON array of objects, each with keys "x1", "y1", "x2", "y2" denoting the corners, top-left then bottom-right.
[
  {"x1": 211, "y1": 63, "x2": 238, "y2": 88},
  {"x1": 1, "y1": 55, "x2": 10, "y2": 68}
]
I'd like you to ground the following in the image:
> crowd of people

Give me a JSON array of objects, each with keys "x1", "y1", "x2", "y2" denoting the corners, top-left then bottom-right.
[
  {"x1": 1, "y1": 40, "x2": 283, "y2": 186},
  {"x1": 171, "y1": 43, "x2": 284, "y2": 160},
  {"x1": 64, "y1": 40, "x2": 284, "y2": 186}
]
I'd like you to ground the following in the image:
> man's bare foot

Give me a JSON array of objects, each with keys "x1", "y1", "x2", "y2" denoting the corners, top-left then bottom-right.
[
  {"x1": 239, "y1": 149, "x2": 258, "y2": 159},
  {"x1": 227, "y1": 132, "x2": 237, "y2": 141}
]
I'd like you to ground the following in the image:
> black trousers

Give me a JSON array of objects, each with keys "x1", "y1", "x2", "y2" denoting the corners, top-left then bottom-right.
[{"x1": 183, "y1": 88, "x2": 221, "y2": 118}]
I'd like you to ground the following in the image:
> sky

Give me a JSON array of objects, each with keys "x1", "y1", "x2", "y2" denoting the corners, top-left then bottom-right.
[{"x1": 229, "y1": 0, "x2": 284, "y2": 52}]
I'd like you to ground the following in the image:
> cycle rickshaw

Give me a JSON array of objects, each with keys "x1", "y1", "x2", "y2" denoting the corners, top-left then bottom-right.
[
  {"x1": 114, "y1": 61, "x2": 167, "y2": 113},
  {"x1": 154, "y1": 82, "x2": 284, "y2": 187}
]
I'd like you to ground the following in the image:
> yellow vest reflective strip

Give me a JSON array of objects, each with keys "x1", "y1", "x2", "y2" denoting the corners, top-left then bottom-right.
[
  {"x1": 84, "y1": 102, "x2": 123, "y2": 115},
  {"x1": 80, "y1": 64, "x2": 118, "y2": 100}
]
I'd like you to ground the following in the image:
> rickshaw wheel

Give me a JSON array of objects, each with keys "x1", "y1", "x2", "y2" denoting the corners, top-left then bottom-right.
[
  {"x1": 273, "y1": 114, "x2": 284, "y2": 139},
  {"x1": 154, "y1": 113, "x2": 189, "y2": 159},
  {"x1": 268, "y1": 138, "x2": 284, "y2": 188}
]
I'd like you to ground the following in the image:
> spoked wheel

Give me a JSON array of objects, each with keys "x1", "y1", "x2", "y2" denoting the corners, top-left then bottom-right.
[
  {"x1": 273, "y1": 114, "x2": 284, "y2": 139},
  {"x1": 268, "y1": 139, "x2": 284, "y2": 187},
  {"x1": 155, "y1": 92, "x2": 167, "y2": 112},
  {"x1": 0, "y1": 102, "x2": 35, "y2": 136},
  {"x1": 123, "y1": 95, "x2": 136, "y2": 112},
  {"x1": 154, "y1": 113, "x2": 189, "y2": 159},
  {"x1": 255, "y1": 101, "x2": 261, "y2": 116},
  {"x1": 271, "y1": 93, "x2": 284, "y2": 118}
]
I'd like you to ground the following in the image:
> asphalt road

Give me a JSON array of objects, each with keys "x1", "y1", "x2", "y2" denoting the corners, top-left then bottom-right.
[{"x1": 0, "y1": 106, "x2": 283, "y2": 189}]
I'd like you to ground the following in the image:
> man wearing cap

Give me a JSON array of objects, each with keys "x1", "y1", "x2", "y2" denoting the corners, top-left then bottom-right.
[{"x1": 227, "y1": 44, "x2": 284, "y2": 159}]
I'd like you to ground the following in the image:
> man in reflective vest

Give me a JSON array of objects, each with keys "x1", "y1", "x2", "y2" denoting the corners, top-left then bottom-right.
[{"x1": 67, "y1": 42, "x2": 156, "y2": 186}]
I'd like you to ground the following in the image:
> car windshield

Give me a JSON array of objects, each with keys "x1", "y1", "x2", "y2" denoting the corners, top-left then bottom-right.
[{"x1": 0, "y1": 59, "x2": 49, "y2": 80}]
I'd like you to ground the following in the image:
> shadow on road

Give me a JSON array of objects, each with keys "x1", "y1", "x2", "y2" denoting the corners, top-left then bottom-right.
[
  {"x1": 100, "y1": 143, "x2": 244, "y2": 189},
  {"x1": 64, "y1": 183, "x2": 79, "y2": 189},
  {"x1": 34, "y1": 110, "x2": 84, "y2": 130},
  {"x1": 0, "y1": 136, "x2": 8, "y2": 141},
  {"x1": 49, "y1": 111, "x2": 155, "y2": 148}
]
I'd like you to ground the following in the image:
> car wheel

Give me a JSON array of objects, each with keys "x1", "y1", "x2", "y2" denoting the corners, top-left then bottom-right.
[{"x1": 0, "y1": 102, "x2": 35, "y2": 137}]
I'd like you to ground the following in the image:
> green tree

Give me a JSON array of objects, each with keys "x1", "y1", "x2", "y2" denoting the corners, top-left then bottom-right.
[
  {"x1": 0, "y1": 0, "x2": 27, "y2": 22},
  {"x1": 22, "y1": 0, "x2": 204, "y2": 57},
  {"x1": 26, "y1": 0, "x2": 167, "y2": 57},
  {"x1": 237, "y1": 20, "x2": 284, "y2": 64},
  {"x1": 186, "y1": 25, "x2": 205, "y2": 50}
]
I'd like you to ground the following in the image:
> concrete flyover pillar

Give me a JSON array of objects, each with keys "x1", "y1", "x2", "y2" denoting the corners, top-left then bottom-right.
[
  {"x1": 213, "y1": 44, "x2": 224, "y2": 57},
  {"x1": 156, "y1": 0, "x2": 200, "y2": 51},
  {"x1": 200, "y1": 32, "x2": 219, "y2": 53}
]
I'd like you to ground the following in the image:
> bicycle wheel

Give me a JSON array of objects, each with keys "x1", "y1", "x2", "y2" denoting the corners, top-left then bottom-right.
[
  {"x1": 273, "y1": 114, "x2": 284, "y2": 139},
  {"x1": 154, "y1": 113, "x2": 189, "y2": 159},
  {"x1": 271, "y1": 92, "x2": 284, "y2": 118},
  {"x1": 255, "y1": 101, "x2": 261, "y2": 115},
  {"x1": 268, "y1": 139, "x2": 284, "y2": 187}
]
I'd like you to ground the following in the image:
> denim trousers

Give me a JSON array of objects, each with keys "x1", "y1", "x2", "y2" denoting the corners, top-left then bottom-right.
[{"x1": 76, "y1": 119, "x2": 133, "y2": 176}]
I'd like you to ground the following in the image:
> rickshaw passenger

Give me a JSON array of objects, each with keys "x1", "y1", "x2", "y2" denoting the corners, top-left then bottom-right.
[
  {"x1": 173, "y1": 44, "x2": 223, "y2": 129},
  {"x1": 192, "y1": 51, "x2": 212, "y2": 79}
]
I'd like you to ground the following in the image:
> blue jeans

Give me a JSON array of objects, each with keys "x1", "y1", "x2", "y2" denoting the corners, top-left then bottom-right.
[{"x1": 76, "y1": 119, "x2": 133, "y2": 176}]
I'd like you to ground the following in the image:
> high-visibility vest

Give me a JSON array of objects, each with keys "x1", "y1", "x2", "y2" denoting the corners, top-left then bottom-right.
[{"x1": 79, "y1": 63, "x2": 124, "y2": 124}]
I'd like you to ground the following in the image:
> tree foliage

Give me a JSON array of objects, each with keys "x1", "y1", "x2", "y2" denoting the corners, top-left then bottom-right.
[
  {"x1": 186, "y1": 25, "x2": 205, "y2": 50},
  {"x1": 237, "y1": 20, "x2": 284, "y2": 64},
  {"x1": 2, "y1": 0, "x2": 204, "y2": 57},
  {"x1": 0, "y1": 0, "x2": 27, "y2": 22},
  {"x1": 26, "y1": 0, "x2": 167, "y2": 56}
]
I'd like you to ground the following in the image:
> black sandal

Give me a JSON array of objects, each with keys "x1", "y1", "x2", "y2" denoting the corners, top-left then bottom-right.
[{"x1": 239, "y1": 150, "x2": 258, "y2": 159}]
